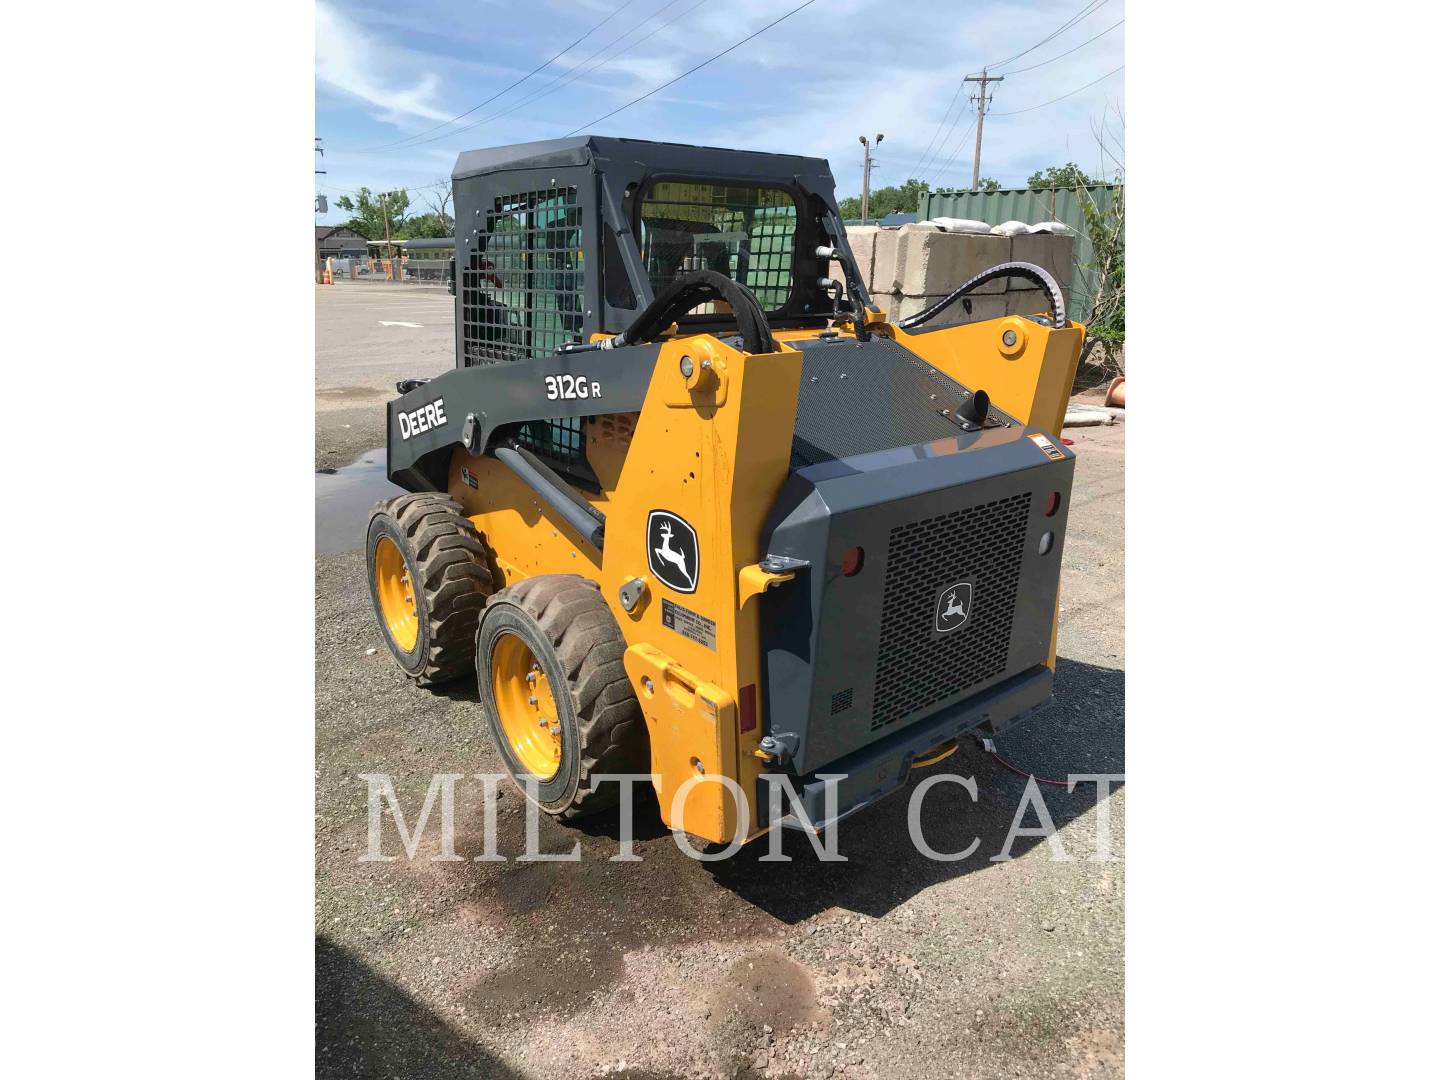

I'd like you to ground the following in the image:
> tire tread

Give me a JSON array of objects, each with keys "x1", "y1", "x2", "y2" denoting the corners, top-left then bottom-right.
[
  {"x1": 484, "y1": 574, "x2": 646, "y2": 818},
  {"x1": 370, "y1": 493, "x2": 493, "y2": 685}
]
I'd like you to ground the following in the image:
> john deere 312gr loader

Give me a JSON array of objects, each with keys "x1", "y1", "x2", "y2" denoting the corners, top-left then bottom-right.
[{"x1": 366, "y1": 136, "x2": 1083, "y2": 845}]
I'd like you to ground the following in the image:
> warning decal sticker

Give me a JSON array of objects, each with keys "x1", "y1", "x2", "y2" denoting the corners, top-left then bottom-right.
[{"x1": 1028, "y1": 432, "x2": 1066, "y2": 461}]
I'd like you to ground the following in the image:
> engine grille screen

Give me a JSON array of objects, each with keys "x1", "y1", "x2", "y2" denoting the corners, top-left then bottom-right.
[{"x1": 871, "y1": 492, "x2": 1032, "y2": 731}]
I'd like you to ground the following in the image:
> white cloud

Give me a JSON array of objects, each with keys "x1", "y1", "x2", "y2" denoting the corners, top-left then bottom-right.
[
  {"x1": 315, "y1": 0, "x2": 1124, "y2": 212},
  {"x1": 316, "y1": 1, "x2": 450, "y2": 124}
]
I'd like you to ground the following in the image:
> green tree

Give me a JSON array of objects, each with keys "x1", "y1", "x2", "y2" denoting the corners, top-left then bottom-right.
[
  {"x1": 977, "y1": 177, "x2": 1002, "y2": 191},
  {"x1": 1079, "y1": 185, "x2": 1124, "y2": 365},
  {"x1": 1026, "y1": 162, "x2": 1094, "y2": 190},
  {"x1": 400, "y1": 183, "x2": 454, "y2": 239},
  {"x1": 398, "y1": 213, "x2": 453, "y2": 240},
  {"x1": 838, "y1": 177, "x2": 931, "y2": 220},
  {"x1": 334, "y1": 187, "x2": 411, "y2": 241}
]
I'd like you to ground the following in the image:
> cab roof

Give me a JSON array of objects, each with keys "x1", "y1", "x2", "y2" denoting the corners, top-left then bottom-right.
[{"x1": 452, "y1": 135, "x2": 833, "y2": 185}]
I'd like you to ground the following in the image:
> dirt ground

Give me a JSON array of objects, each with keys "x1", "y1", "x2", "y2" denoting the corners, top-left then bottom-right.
[{"x1": 315, "y1": 284, "x2": 1125, "y2": 1079}]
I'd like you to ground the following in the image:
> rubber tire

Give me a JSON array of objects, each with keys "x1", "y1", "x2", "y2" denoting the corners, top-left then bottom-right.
[
  {"x1": 476, "y1": 575, "x2": 648, "y2": 819},
  {"x1": 366, "y1": 493, "x2": 493, "y2": 686}
]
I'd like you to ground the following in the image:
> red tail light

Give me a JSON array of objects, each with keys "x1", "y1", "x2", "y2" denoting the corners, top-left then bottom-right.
[
  {"x1": 841, "y1": 546, "x2": 865, "y2": 576},
  {"x1": 738, "y1": 683, "x2": 757, "y2": 733}
]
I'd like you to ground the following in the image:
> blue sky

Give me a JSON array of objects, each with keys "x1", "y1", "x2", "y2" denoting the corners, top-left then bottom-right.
[{"x1": 315, "y1": 0, "x2": 1124, "y2": 225}]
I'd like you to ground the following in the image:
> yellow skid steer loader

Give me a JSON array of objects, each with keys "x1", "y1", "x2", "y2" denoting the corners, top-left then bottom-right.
[{"x1": 366, "y1": 136, "x2": 1083, "y2": 846}]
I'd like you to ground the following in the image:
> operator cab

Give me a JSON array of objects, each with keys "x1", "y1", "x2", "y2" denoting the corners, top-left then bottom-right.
[{"x1": 450, "y1": 135, "x2": 864, "y2": 368}]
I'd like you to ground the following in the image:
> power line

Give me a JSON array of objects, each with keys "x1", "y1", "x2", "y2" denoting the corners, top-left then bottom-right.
[
  {"x1": 990, "y1": 64, "x2": 1123, "y2": 116},
  {"x1": 564, "y1": 0, "x2": 819, "y2": 135},
  {"x1": 916, "y1": 93, "x2": 973, "y2": 179},
  {"x1": 381, "y1": 0, "x2": 700, "y2": 152},
  {"x1": 352, "y1": 0, "x2": 643, "y2": 153},
  {"x1": 988, "y1": 0, "x2": 1111, "y2": 72},
  {"x1": 319, "y1": 180, "x2": 450, "y2": 200},
  {"x1": 913, "y1": 5, "x2": 1118, "y2": 186},
  {"x1": 914, "y1": 81, "x2": 967, "y2": 178},
  {"x1": 999, "y1": 18, "x2": 1122, "y2": 76},
  {"x1": 444, "y1": 0, "x2": 698, "y2": 145},
  {"x1": 927, "y1": 114, "x2": 979, "y2": 189}
]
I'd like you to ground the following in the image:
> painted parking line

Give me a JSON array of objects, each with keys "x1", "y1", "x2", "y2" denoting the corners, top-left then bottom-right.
[{"x1": 378, "y1": 320, "x2": 424, "y2": 328}]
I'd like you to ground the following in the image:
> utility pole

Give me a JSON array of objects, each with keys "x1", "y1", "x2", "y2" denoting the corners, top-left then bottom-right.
[
  {"x1": 858, "y1": 133, "x2": 883, "y2": 223},
  {"x1": 314, "y1": 137, "x2": 327, "y2": 214},
  {"x1": 379, "y1": 191, "x2": 396, "y2": 280},
  {"x1": 964, "y1": 71, "x2": 1003, "y2": 191}
]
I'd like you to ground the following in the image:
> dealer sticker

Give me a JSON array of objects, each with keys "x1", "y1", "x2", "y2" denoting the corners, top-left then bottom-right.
[
  {"x1": 1028, "y1": 432, "x2": 1065, "y2": 461},
  {"x1": 661, "y1": 598, "x2": 717, "y2": 651}
]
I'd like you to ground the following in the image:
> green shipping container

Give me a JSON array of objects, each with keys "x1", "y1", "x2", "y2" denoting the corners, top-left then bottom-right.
[{"x1": 916, "y1": 185, "x2": 1121, "y2": 320}]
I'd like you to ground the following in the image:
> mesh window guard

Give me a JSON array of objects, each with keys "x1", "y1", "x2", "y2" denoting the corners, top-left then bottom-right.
[
  {"x1": 462, "y1": 186, "x2": 584, "y2": 366},
  {"x1": 638, "y1": 181, "x2": 797, "y2": 311}
]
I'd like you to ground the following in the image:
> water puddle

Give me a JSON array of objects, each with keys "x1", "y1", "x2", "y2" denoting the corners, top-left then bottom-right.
[{"x1": 316, "y1": 447, "x2": 401, "y2": 554}]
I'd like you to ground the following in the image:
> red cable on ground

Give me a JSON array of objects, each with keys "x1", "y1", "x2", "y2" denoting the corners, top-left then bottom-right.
[{"x1": 988, "y1": 749, "x2": 1072, "y2": 787}]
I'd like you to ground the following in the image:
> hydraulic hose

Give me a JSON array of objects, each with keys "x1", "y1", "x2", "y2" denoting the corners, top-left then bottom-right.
[
  {"x1": 604, "y1": 269, "x2": 777, "y2": 355},
  {"x1": 896, "y1": 261, "x2": 1067, "y2": 331}
]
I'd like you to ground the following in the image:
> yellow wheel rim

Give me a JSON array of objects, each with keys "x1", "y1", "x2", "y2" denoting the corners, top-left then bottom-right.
[
  {"x1": 374, "y1": 535, "x2": 419, "y2": 652},
  {"x1": 490, "y1": 631, "x2": 562, "y2": 780}
]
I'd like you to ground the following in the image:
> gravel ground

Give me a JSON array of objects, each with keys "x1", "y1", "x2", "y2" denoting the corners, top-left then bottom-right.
[{"x1": 315, "y1": 285, "x2": 1126, "y2": 1078}]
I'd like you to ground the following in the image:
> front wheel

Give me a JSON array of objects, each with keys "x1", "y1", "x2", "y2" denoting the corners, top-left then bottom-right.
[
  {"x1": 365, "y1": 493, "x2": 492, "y2": 685},
  {"x1": 476, "y1": 575, "x2": 648, "y2": 819}
]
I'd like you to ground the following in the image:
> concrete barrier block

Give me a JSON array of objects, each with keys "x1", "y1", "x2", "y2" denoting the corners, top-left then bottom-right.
[
  {"x1": 1006, "y1": 289, "x2": 1058, "y2": 318},
  {"x1": 1010, "y1": 233, "x2": 1074, "y2": 291},
  {"x1": 897, "y1": 231, "x2": 1011, "y2": 296},
  {"x1": 842, "y1": 225, "x2": 878, "y2": 286},
  {"x1": 870, "y1": 226, "x2": 905, "y2": 293},
  {"x1": 893, "y1": 292, "x2": 1006, "y2": 328}
]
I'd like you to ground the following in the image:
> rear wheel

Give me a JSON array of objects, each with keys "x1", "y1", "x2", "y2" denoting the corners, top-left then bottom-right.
[
  {"x1": 477, "y1": 574, "x2": 648, "y2": 818},
  {"x1": 366, "y1": 493, "x2": 493, "y2": 685}
]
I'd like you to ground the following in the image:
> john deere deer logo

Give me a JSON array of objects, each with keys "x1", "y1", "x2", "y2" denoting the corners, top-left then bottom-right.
[
  {"x1": 935, "y1": 582, "x2": 973, "y2": 633},
  {"x1": 647, "y1": 511, "x2": 699, "y2": 594}
]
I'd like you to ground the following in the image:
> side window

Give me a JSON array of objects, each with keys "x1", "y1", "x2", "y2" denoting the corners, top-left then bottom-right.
[
  {"x1": 602, "y1": 223, "x2": 636, "y2": 309},
  {"x1": 460, "y1": 185, "x2": 584, "y2": 366},
  {"x1": 459, "y1": 187, "x2": 590, "y2": 474}
]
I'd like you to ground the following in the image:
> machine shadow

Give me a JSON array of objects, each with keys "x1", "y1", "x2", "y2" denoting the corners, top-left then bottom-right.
[
  {"x1": 704, "y1": 655, "x2": 1124, "y2": 924},
  {"x1": 316, "y1": 934, "x2": 519, "y2": 1080}
]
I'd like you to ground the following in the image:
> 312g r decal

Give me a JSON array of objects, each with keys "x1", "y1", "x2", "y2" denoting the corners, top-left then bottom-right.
[{"x1": 545, "y1": 374, "x2": 602, "y2": 401}]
